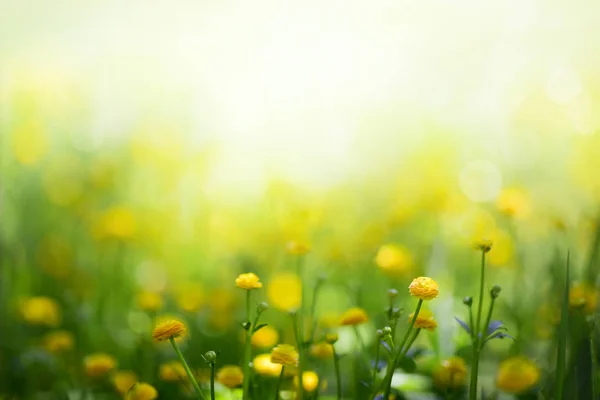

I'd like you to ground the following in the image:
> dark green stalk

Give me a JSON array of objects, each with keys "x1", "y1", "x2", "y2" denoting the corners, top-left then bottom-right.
[
  {"x1": 274, "y1": 366, "x2": 284, "y2": 400},
  {"x1": 333, "y1": 345, "x2": 342, "y2": 400},
  {"x1": 480, "y1": 298, "x2": 496, "y2": 351},
  {"x1": 372, "y1": 339, "x2": 381, "y2": 387},
  {"x1": 169, "y1": 337, "x2": 205, "y2": 399},
  {"x1": 555, "y1": 252, "x2": 570, "y2": 400},
  {"x1": 469, "y1": 250, "x2": 486, "y2": 400},
  {"x1": 591, "y1": 331, "x2": 597, "y2": 400},
  {"x1": 402, "y1": 328, "x2": 422, "y2": 358},
  {"x1": 210, "y1": 363, "x2": 216, "y2": 400},
  {"x1": 242, "y1": 290, "x2": 252, "y2": 400},
  {"x1": 468, "y1": 305, "x2": 475, "y2": 341}
]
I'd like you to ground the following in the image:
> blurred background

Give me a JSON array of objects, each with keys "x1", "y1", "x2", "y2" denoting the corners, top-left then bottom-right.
[{"x1": 1, "y1": 0, "x2": 600, "y2": 398}]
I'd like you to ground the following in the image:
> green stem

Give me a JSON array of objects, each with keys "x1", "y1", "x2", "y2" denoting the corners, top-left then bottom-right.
[
  {"x1": 333, "y1": 346, "x2": 342, "y2": 400},
  {"x1": 469, "y1": 250, "x2": 486, "y2": 400},
  {"x1": 480, "y1": 298, "x2": 496, "y2": 351},
  {"x1": 402, "y1": 329, "x2": 421, "y2": 358},
  {"x1": 372, "y1": 339, "x2": 381, "y2": 387},
  {"x1": 274, "y1": 366, "x2": 284, "y2": 400},
  {"x1": 591, "y1": 328, "x2": 597, "y2": 400},
  {"x1": 210, "y1": 363, "x2": 216, "y2": 400},
  {"x1": 381, "y1": 299, "x2": 423, "y2": 399},
  {"x1": 243, "y1": 290, "x2": 252, "y2": 400},
  {"x1": 468, "y1": 305, "x2": 475, "y2": 341},
  {"x1": 353, "y1": 325, "x2": 370, "y2": 368},
  {"x1": 308, "y1": 279, "x2": 324, "y2": 343},
  {"x1": 169, "y1": 337, "x2": 205, "y2": 400}
]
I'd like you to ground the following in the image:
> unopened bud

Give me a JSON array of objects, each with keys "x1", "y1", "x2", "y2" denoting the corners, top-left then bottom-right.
[
  {"x1": 382, "y1": 326, "x2": 392, "y2": 335},
  {"x1": 463, "y1": 297, "x2": 473, "y2": 307},
  {"x1": 258, "y1": 302, "x2": 269, "y2": 312},
  {"x1": 204, "y1": 351, "x2": 217, "y2": 363},
  {"x1": 388, "y1": 289, "x2": 398, "y2": 298},
  {"x1": 491, "y1": 285, "x2": 502, "y2": 299}
]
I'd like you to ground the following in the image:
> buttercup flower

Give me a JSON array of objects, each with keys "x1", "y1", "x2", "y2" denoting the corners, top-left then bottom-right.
[
  {"x1": 253, "y1": 354, "x2": 283, "y2": 377},
  {"x1": 20, "y1": 297, "x2": 61, "y2": 327},
  {"x1": 286, "y1": 240, "x2": 310, "y2": 255},
  {"x1": 375, "y1": 244, "x2": 414, "y2": 274},
  {"x1": 267, "y1": 273, "x2": 302, "y2": 311},
  {"x1": 251, "y1": 325, "x2": 279, "y2": 348},
  {"x1": 496, "y1": 188, "x2": 530, "y2": 218},
  {"x1": 159, "y1": 361, "x2": 187, "y2": 381},
  {"x1": 432, "y1": 357, "x2": 468, "y2": 389},
  {"x1": 408, "y1": 309, "x2": 438, "y2": 331},
  {"x1": 175, "y1": 283, "x2": 204, "y2": 313},
  {"x1": 216, "y1": 365, "x2": 244, "y2": 388},
  {"x1": 473, "y1": 238, "x2": 493, "y2": 253},
  {"x1": 271, "y1": 344, "x2": 299, "y2": 366},
  {"x1": 84, "y1": 353, "x2": 117, "y2": 377},
  {"x1": 309, "y1": 342, "x2": 334, "y2": 359},
  {"x1": 496, "y1": 356, "x2": 540, "y2": 394},
  {"x1": 126, "y1": 382, "x2": 158, "y2": 400},
  {"x1": 113, "y1": 371, "x2": 138, "y2": 395},
  {"x1": 43, "y1": 330, "x2": 74, "y2": 353},
  {"x1": 340, "y1": 307, "x2": 369, "y2": 326},
  {"x1": 235, "y1": 273, "x2": 263, "y2": 290},
  {"x1": 408, "y1": 277, "x2": 439, "y2": 300},
  {"x1": 569, "y1": 282, "x2": 598, "y2": 314},
  {"x1": 294, "y1": 371, "x2": 319, "y2": 392},
  {"x1": 152, "y1": 319, "x2": 187, "y2": 342},
  {"x1": 137, "y1": 291, "x2": 163, "y2": 312}
]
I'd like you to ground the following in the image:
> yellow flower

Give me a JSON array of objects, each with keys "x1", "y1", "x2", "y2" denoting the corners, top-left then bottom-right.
[
  {"x1": 569, "y1": 282, "x2": 598, "y2": 314},
  {"x1": 271, "y1": 344, "x2": 299, "y2": 366},
  {"x1": 235, "y1": 273, "x2": 263, "y2": 290},
  {"x1": 408, "y1": 277, "x2": 439, "y2": 301},
  {"x1": 98, "y1": 206, "x2": 137, "y2": 240},
  {"x1": 408, "y1": 309, "x2": 437, "y2": 331},
  {"x1": 294, "y1": 371, "x2": 319, "y2": 392},
  {"x1": 12, "y1": 119, "x2": 47, "y2": 166},
  {"x1": 126, "y1": 382, "x2": 158, "y2": 400},
  {"x1": 267, "y1": 273, "x2": 302, "y2": 311},
  {"x1": 152, "y1": 319, "x2": 187, "y2": 342},
  {"x1": 496, "y1": 188, "x2": 530, "y2": 218},
  {"x1": 432, "y1": 357, "x2": 468, "y2": 389},
  {"x1": 137, "y1": 291, "x2": 163, "y2": 312},
  {"x1": 43, "y1": 330, "x2": 74, "y2": 353},
  {"x1": 488, "y1": 230, "x2": 515, "y2": 267},
  {"x1": 113, "y1": 371, "x2": 138, "y2": 395},
  {"x1": 251, "y1": 325, "x2": 279, "y2": 348},
  {"x1": 375, "y1": 244, "x2": 414, "y2": 275},
  {"x1": 20, "y1": 297, "x2": 61, "y2": 327},
  {"x1": 253, "y1": 354, "x2": 283, "y2": 377},
  {"x1": 175, "y1": 283, "x2": 204, "y2": 313},
  {"x1": 340, "y1": 307, "x2": 368, "y2": 326},
  {"x1": 325, "y1": 333, "x2": 339, "y2": 344},
  {"x1": 309, "y1": 342, "x2": 334, "y2": 359},
  {"x1": 216, "y1": 365, "x2": 244, "y2": 388},
  {"x1": 472, "y1": 238, "x2": 493, "y2": 253},
  {"x1": 496, "y1": 356, "x2": 540, "y2": 394},
  {"x1": 84, "y1": 353, "x2": 117, "y2": 378},
  {"x1": 286, "y1": 240, "x2": 310, "y2": 255},
  {"x1": 159, "y1": 361, "x2": 187, "y2": 381}
]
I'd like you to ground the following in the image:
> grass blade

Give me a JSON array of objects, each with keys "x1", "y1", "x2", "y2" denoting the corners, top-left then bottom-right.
[{"x1": 555, "y1": 251, "x2": 570, "y2": 400}]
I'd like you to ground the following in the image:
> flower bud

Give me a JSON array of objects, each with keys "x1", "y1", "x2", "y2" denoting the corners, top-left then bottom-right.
[
  {"x1": 242, "y1": 321, "x2": 251, "y2": 331},
  {"x1": 258, "y1": 302, "x2": 269, "y2": 312},
  {"x1": 463, "y1": 297, "x2": 473, "y2": 307},
  {"x1": 204, "y1": 351, "x2": 217, "y2": 363},
  {"x1": 388, "y1": 289, "x2": 398, "y2": 298},
  {"x1": 376, "y1": 329, "x2": 384, "y2": 338},
  {"x1": 382, "y1": 326, "x2": 392, "y2": 335},
  {"x1": 491, "y1": 285, "x2": 502, "y2": 299},
  {"x1": 325, "y1": 333, "x2": 339, "y2": 344}
]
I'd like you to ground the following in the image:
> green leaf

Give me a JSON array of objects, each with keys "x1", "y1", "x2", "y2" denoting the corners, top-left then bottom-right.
[{"x1": 554, "y1": 251, "x2": 570, "y2": 400}]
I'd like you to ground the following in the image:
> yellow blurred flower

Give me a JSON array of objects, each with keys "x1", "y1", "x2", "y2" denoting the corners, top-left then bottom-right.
[
  {"x1": 496, "y1": 356, "x2": 540, "y2": 394},
  {"x1": 175, "y1": 283, "x2": 204, "y2": 313},
  {"x1": 12, "y1": 119, "x2": 47, "y2": 165},
  {"x1": 488, "y1": 230, "x2": 515, "y2": 267},
  {"x1": 569, "y1": 282, "x2": 598, "y2": 314},
  {"x1": 325, "y1": 333, "x2": 339, "y2": 344},
  {"x1": 408, "y1": 309, "x2": 437, "y2": 331},
  {"x1": 496, "y1": 188, "x2": 530, "y2": 218},
  {"x1": 251, "y1": 325, "x2": 279, "y2": 348},
  {"x1": 535, "y1": 303, "x2": 561, "y2": 339},
  {"x1": 472, "y1": 238, "x2": 493, "y2": 253},
  {"x1": 126, "y1": 382, "x2": 158, "y2": 400},
  {"x1": 267, "y1": 273, "x2": 302, "y2": 311},
  {"x1": 216, "y1": 365, "x2": 244, "y2": 388},
  {"x1": 152, "y1": 319, "x2": 187, "y2": 342},
  {"x1": 294, "y1": 371, "x2": 319, "y2": 392},
  {"x1": 137, "y1": 291, "x2": 163, "y2": 312},
  {"x1": 309, "y1": 342, "x2": 334, "y2": 359},
  {"x1": 253, "y1": 354, "x2": 283, "y2": 377},
  {"x1": 408, "y1": 277, "x2": 439, "y2": 301},
  {"x1": 286, "y1": 240, "x2": 310, "y2": 255},
  {"x1": 235, "y1": 273, "x2": 263, "y2": 290},
  {"x1": 97, "y1": 206, "x2": 137, "y2": 240},
  {"x1": 319, "y1": 313, "x2": 341, "y2": 329},
  {"x1": 84, "y1": 353, "x2": 117, "y2": 378},
  {"x1": 374, "y1": 244, "x2": 414, "y2": 275},
  {"x1": 271, "y1": 344, "x2": 299, "y2": 366},
  {"x1": 42, "y1": 155, "x2": 85, "y2": 207},
  {"x1": 432, "y1": 357, "x2": 468, "y2": 389},
  {"x1": 38, "y1": 235, "x2": 73, "y2": 279},
  {"x1": 20, "y1": 297, "x2": 61, "y2": 327},
  {"x1": 340, "y1": 307, "x2": 368, "y2": 326},
  {"x1": 159, "y1": 361, "x2": 187, "y2": 382},
  {"x1": 113, "y1": 371, "x2": 138, "y2": 395},
  {"x1": 43, "y1": 330, "x2": 74, "y2": 353}
]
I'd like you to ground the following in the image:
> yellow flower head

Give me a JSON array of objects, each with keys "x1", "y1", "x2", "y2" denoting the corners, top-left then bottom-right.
[
  {"x1": 375, "y1": 244, "x2": 414, "y2": 275},
  {"x1": 126, "y1": 382, "x2": 158, "y2": 400},
  {"x1": 43, "y1": 330, "x2": 74, "y2": 353},
  {"x1": 235, "y1": 273, "x2": 263, "y2": 290},
  {"x1": 408, "y1": 309, "x2": 438, "y2": 331},
  {"x1": 20, "y1": 297, "x2": 61, "y2": 327},
  {"x1": 408, "y1": 277, "x2": 439, "y2": 301},
  {"x1": 113, "y1": 371, "x2": 138, "y2": 395},
  {"x1": 216, "y1": 365, "x2": 244, "y2": 388},
  {"x1": 286, "y1": 240, "x2": 310, "y2": 255},
  {"x1": 267, "y1": 273, "x2": 302, "y2": 311},
  {"x1": 325, "y1": 333, "x2": 339, "y2": 344},
  {"x1": 432, "y1": 357, "x2": 468, "y2": 389},
  {"x1": 569, "y1": 282, "x2": 598, "y2": 314},
  {"x1": 473, "y1": 238, "x2": 493, "y2": 253},
  {"x1": 294, "y1": 371, "x2": 319, "y2": 392},
  {"x1": 271, "y1": 344, "x2": 299, "y2": 366},
  {"x1": 496, "y1": 188, "x2": 530, "y2": 218},
  {"x1": 253, "y1": 354, "x2": 283, "y2": 377},
  {"x1": 99, "y1": 206, "x2": 137, "y2": 240},
  {"x1": 137, "y1": 291, "x2": 163, "y2": 312},
  {"x1": 340, "y1": 307, "x2": 369, "y2": 326},
  {"x1": 251, "y1": 325, "x2": 279, "y2": 348},
  {"x1": 159, "y1": 361, "x2": 187, "y2": 381},
  {"x1": 496, "y1": 356, "x2": 540, "y2": 394},
  {"x1": 175, "y1": 283, "x2": 204, "y2": 313},
  {"x1": 309, "y1": 342, "x2": 334, "y2": 359},
  {"x1": 152, "y1": 319, "x2": 187, "y2": 342},
  {"x1": 84, "y1": 353, "x2": 117, "y2": 378}
]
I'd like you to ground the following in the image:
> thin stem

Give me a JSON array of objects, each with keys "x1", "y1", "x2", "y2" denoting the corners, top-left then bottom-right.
[
  {"x1": 468, "y1": 306, "x2": 475, "y2": 341},
  {"x1": 480, "y1": 298, "x2": 496, "y2": 352},
  {"x1": 274, "y1": 366, "x2": 284, "y2": 400},
  {"x1": 401, "y1": 328, "x2": 421, "y2": 358},
  {"x1": 469, "y1": 250, "x2": 486, "y2": 400},
  {"x1": 353, "y1": 325, "x2": 370, "y2": 368},
  {"x1": 333, "y1": 345, "x2": 342, "y2": 400},
  {"x1": 242, "y1": 290, "x2": 252, "y2": 400},
  {"x1": 169, "y1": 337, "x2": 205, "y2": 400},
  {"x1": 210, "y1": 363, "x2": 216, "y2": 400},
  {"x1": 308, "y1": 279, "x2": 324, "y2": 343},
  {"x1": 372, "y1": 339, "x2": 381, "y2": 387}
]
